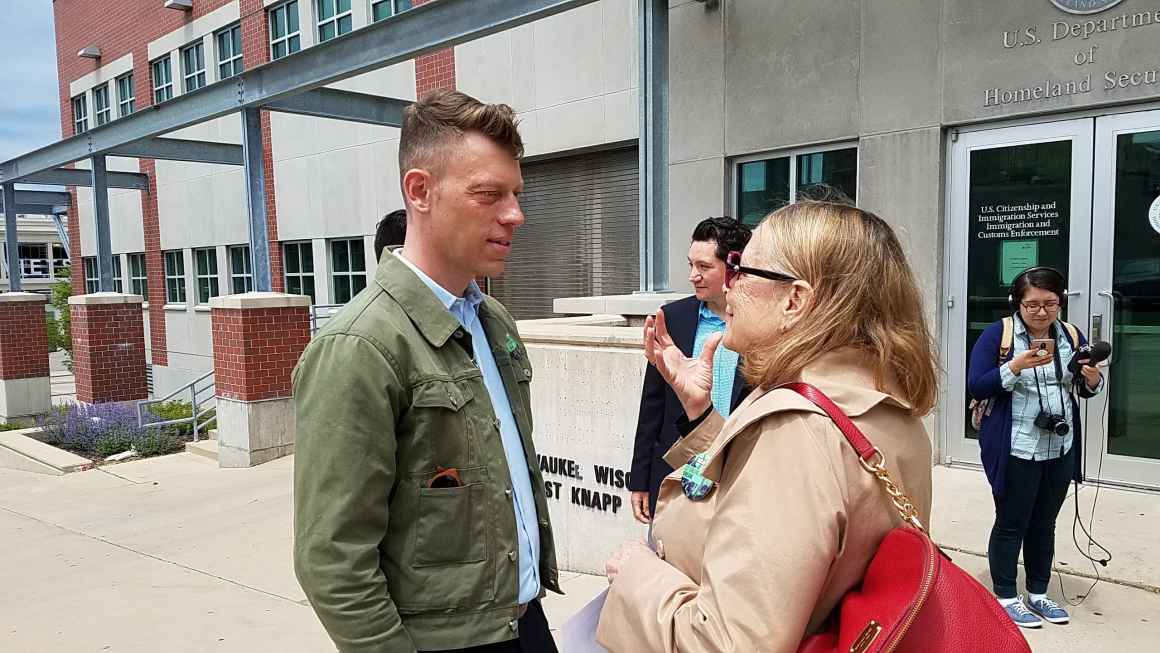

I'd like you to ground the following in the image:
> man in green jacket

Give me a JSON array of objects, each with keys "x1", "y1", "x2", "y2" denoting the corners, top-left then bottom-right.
[{"x1": 293, "y1": 90, "x2": 561, "y2": 653}]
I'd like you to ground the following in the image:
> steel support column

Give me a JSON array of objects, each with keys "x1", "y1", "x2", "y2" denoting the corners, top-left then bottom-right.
[
  {"x1": 241, "y1": 108, "x2": 272, "y2": 292},
  {"x1": 91, "y1": 155, "x2": 115, "y2": 293},
  {"x1": 638, "y1": 0, "x2": 669, "y2": 292},
  {"x1": 2, "y1": 183, "x2": 18, "y2": 291}
]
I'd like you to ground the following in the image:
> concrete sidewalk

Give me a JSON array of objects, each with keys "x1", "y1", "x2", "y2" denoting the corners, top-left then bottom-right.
[{"x1": 0, "y1": 454, "x2": 1156, "y2": 652}]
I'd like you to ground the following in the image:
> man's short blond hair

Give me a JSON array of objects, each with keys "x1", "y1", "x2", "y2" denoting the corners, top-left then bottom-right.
[{"x1": 398, "y1": 89, "x2": 523, "y2": 178}]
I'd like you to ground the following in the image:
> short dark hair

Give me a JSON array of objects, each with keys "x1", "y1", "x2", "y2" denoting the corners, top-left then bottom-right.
[
  {"x1": 1011, "y1": 267, "x2": 1066, "y2": 304},
  {"x1": 398, "y1": 89, "x2": 523, "y2": 178},
  {"x1": 374, "y1": 209, "x2": 407, "y2": 262},
  {"x1": 691, "y1": 216, "x2": 752, "y2": 262}
]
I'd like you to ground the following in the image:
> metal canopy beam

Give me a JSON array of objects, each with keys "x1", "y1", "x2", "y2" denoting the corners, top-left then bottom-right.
[
  {"x1": 639, "y1": 0, "x2": 668, "y2": 292},
  {"x1": 2, "y1": 184, "x2": 19, "y2": 291},
  {"x1": 91, "y1": 156, "x2": 115, "y2": 292},
  {"x1": 0, "y1": 190, "x2": 71, "y2": 208},
  {"x1": 108, "y1": 137, "x2": 244, "y2": 165},
  {"x1": 0, "y1": 0, "x2": 599, "y2": 183},
  {"x1": 265, "y1": 88, "x2": 409, "y2": 127},
  {"x1": 18, "y1": 168, "x2": 149, "y2": 190}
]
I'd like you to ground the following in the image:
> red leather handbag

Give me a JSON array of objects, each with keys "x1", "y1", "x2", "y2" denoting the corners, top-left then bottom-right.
[{"x1": 786, "y1": 383, "x2": 1031, "y2": 653}]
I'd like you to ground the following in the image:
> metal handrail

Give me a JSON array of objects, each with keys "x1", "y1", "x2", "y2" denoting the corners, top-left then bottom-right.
[
  {"x1": 310, "y1": 304, "x2": 344, "y2": 334},
  {"x1": 137, "y1": 369, "x2": 217, "y2": 442}
]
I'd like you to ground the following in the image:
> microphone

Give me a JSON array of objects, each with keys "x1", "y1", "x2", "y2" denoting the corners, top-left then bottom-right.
[{"x1": 1068, "y1": 341, "x2": 1111, "y2": 375}]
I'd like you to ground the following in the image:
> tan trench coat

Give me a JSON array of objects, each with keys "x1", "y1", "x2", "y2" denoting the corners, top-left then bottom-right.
[{"x1": 596, "y1": 349, "x2": 934, "y2": 653}]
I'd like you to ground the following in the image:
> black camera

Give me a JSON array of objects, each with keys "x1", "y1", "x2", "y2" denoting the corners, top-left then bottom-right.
[{"x1": 1034, "y1": 411, "x2": 1070, "y2": 436}]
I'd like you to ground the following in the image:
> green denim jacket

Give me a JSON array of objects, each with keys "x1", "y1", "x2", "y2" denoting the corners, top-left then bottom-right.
[{"x1": 292, "y1": 253, "x2": 560, "y2": 653}]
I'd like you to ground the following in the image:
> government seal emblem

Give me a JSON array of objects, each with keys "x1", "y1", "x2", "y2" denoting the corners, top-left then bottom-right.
[{"x1": 1049, "y1": 0, "x2": 1124, "y2": 14}]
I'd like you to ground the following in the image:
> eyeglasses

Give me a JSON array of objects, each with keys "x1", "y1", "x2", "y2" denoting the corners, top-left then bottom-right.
[
  {"x1": 725, "y1": 251, "x2": 797, "y2": 289},
  {"x1": 1020, "y1": 301, "x2": 1061, "y2": 313}
]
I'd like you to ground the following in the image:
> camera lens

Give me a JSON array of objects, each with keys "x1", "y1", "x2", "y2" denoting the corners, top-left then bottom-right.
[{"x1": 1053, "y1": 421, "x2": 1070, "y2": 437}]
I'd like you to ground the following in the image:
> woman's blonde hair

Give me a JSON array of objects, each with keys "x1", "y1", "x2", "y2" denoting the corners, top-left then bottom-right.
[{"x1": 742, "y1": 201, "x2": 940, "y2": 415}]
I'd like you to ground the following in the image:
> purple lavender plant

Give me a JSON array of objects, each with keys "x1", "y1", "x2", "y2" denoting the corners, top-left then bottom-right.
[{"x1": 36, "y1": 402, "x2": 151, "y2": 453}]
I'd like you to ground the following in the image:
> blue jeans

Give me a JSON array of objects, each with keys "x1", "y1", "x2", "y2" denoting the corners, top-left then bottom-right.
[{"x1": 988, "y1": 446, "x2": 1074, "y2": 599}]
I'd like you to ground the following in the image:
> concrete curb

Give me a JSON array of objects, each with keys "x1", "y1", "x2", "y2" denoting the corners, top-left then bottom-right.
[{"x1": 0, "y1": 429, "x2": 93, "y2": 476}]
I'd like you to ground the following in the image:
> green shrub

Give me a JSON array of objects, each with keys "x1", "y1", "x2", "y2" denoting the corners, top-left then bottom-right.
[
  {"x1": 134, "y1": 432, "x2": 183, "y2": 457},
  {"x1": 0, "y1": 421, "x2": 28, "y2": 432},
  {"x1": 94, "y1": 430, "x2": 137, "y2": 458},
  {"x1": 149, "y1": 400, "x2": 194, "y2": 435},
  {"x1": 49, "y1": 269, "x2": 73, "y2": 368}
]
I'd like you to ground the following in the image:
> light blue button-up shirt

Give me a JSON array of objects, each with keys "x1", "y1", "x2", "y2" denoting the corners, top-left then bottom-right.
[
  {"x1": 692, "y1": 303, "x2": 740, "y2": 418},
  {"x1": 396, "y1": 252, "x2": 541, "y2": 603},
  {"x1": 999, "y1": 317, "x2": 1103, "y2": 461}
]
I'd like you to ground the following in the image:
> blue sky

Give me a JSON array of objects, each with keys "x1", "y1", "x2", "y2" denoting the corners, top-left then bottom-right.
[{"x1": 0, "y1": 4, "x2": 62, "y2": 162}]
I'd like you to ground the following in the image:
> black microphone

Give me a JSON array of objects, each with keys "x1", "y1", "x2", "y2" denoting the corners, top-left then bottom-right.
[{"x1": 1068, "y1": 341, "x2": 1111, "y2": 375}]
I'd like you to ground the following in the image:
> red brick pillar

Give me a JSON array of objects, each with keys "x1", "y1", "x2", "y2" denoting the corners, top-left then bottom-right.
[
  {"x1": 0, "y1": 293, "x2": 51, "y2": 422},
  {"x1": 211, "y1": 293, "x2": 311, "y2": 467},
  {"x1": 69, "y1": 294, "x2": 148, "y2": 404}
]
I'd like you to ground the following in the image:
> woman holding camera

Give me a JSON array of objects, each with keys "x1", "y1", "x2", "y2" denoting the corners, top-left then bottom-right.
[{"x1": 968, "y1": 266, "x2": 1103, "y2": 629}]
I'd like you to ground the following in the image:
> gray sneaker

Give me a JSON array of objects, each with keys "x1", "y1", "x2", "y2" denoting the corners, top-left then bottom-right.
[
  {"x1": 1002, "y1": 596, "x2": 1044, "y2": 629},
  {"x1": 1027, "y1": 595, "x2": 1070, "y2": 624}
]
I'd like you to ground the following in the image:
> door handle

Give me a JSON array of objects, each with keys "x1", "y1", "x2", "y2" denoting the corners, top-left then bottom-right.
[{"x1": 1065, "y1": 290, "x2": 1082, "y2": 296}]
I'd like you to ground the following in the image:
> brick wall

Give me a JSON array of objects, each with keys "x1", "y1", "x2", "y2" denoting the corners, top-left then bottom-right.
[
  {"x1": 71, "y1": 303, "x2": 148, "y2": 403},
  {"x1": 139, "y1": 159, "x2": 169, "y2": 366},
  {"x1": 211, "y1": 307, "x2": 310, "y2": 402},
  {"x1": 412, "y1": 0, "x2": 456, "y2": 96},
  {"x1": 0, "y1": 301, "x2": 51, "y2": 381}
]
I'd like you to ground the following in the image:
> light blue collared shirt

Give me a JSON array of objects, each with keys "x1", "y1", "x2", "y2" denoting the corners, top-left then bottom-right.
[
  {"x1": 692, "y1": 303, "x2": 740, "y2": 418},
  {"x1": 395, "y1": 252, "x2": 541, "y2": 603},
  {"x1": 999, "y1": 316, "x2": 1103, "y2": 461}
]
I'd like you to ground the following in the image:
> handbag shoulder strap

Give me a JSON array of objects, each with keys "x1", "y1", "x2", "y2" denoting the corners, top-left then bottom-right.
[
  {"x1": 783, "y1": 382, "x2": 926, "y2": 532},
  {"x1": 999, "y1": 316, "x2": 1015, "y2": 361}
]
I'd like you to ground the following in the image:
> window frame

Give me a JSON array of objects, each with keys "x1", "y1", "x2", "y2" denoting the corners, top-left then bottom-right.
[
  {"x1": 193, "y1": 247, "x2": 220, "y2": 305},
  {"x1": 282, "y1": 241, "x2": 317, "y2": 304},
  {"x1": 316, "y1": 0, "x2": 353, "y2": 42},
  {"x1": 83, "y1": 257, "x2": 99, "y2": 294},
  {"x1": 732, "y1": 142, "x2": 860, "y2": 226},
  {"x1": 72, "y1": 94, "x2": 88, "y2": 135},
  {"x1": 151, "y1": 57, "x2": 174, "y2": 104},
  {"x1": 215, "y1": 23, "x2": 244, "y2": 80},
  {"x1": 128, "y1": 252, "x2": 148, "y2": 298},
  {"x1": 329, "y1": 237, "x2": 367, "y2": 304},
  {"x1": 92, "y1": 83, "x2": 111, "y2": 126},
  {"x1": 164, "y1": 250, "x2": 187, "y2": 305},
  {"x1": 228, "y1": 244, "x2": 254, "y2": 294},
  {"x1": 116, "y1": 73, "x2": 135, "y2": 117},
  {"x1": 181, "y1": 40, "x2": 207, "y2": 93},
  {"x1": 269, "y1": 0, "x2": 302, "y2": 61},
  {"x1": 371, "y1": 0, "x2": 412, "y2": 21},
  {"x1": 111, "y1": 256, "x2": 124, "y2": 293}
]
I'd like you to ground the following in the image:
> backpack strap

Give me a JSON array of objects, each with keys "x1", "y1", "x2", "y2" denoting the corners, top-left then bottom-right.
[
  {"x1": 998, "y1": 317, "x2": 1014, "y2": 362},
  {"x1": 1060, "y1": 321, "x2": 1080, "y2": 348}
]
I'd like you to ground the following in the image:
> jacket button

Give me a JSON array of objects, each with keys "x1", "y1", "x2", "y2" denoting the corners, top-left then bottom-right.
[
  {"x1": 655, "y1": 539, "x2": 666, "y2": 560},
  {"x1": 505, "y1": 488, "x2": 513, "y2": 498},
  {"x1": 508, "y1": 550, "x2": 517, "y2": 562},
  {"x1": 453, "y1": 329, "x2": 464, "y2": 338},
  {"x1": 508, "y1": 620, "x2": 518, "y2": 632},
  {"x1": 493, "y1": 418, "x2": 501, "y2": 430},
  {"x1": 523, "y1": 368, "x2": 532, "y2": 378}
]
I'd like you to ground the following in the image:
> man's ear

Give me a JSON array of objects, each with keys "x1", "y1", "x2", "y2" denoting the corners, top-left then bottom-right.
[{"x1": 403, "y1": 168, "x2": 434, "y2": 214}]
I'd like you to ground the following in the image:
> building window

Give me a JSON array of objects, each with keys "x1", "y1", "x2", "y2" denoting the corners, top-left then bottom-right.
[
  {"x1": 316, "y1": 0, "x2": 352, "y2": 42},
  {"x1": 18, "y1": 244, "x2": 50, "y2": 279},
  {"x1": 216, "y1": 24, "x2": 244, "y2": 80},
  {"x1": 181, "y1": 41, "x2": 207, "y2": 92},
  {"x1": 152, "y1": 57, "x2": 174, "y2": 103},
  {"x1": 735, "y1": 146, "x2": 858, "y2": 226},
  {"x1": 128, "y1": 253, "x2": 148, "y2": 298},
  {"x1": 93, "y1": 84, "x2": 111, "y2": 126},
  {"x1": 111, "y1": 256, "x2": 124, "y2": 293},
  {"x1": 229, "y1": 245, "x2": 253, "y2": 294},
  {"x1": 116, "y1": 73, "x2": 135, "y2": 117},
  {"x1": 164, "y1": 250, "x2": 186, "y2": 304},
  {"x1": 194, "y1": 248, "x2": 220, "y2": 304},
  {"x1": 330, "y1": 238, "x2": 366, "y2": 304},
  {"x1": 72, "y1": 95, "x2": 88, "y2": 134},
  {"x1": 83, "y1": 257, "x2": 98, "y2": 294},
  {"x1": 269, "y1": 1, "x2": 302, "y2": 60},
  {"x1": 52, "y1": 244, "x2": 68, "y2": 272},
  {"x1": 283, "y1": 241, "x2": 316, "y2": 303},
  {"x1": 371, "y1": 0, "x2": 412, "y2": 21}
]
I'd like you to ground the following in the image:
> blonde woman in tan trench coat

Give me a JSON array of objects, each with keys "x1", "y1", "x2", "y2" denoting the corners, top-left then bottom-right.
[{"x1": 596, "y1": 201, "x2": 941, "y2": 653}]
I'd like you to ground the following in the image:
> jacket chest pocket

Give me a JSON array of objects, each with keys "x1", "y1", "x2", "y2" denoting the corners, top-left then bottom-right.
[
  {"x1": 410, "y1": 379, "x2": 477, "y2": 466},
  {"x1": 412, "y1": 466, "x2": 490, "y2": 567}
]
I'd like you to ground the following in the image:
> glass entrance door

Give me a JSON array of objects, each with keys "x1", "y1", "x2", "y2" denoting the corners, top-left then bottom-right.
[
  {"x1": 944, "y1": 119, "x2": 1094, "y2": 467},
  {"x1": 1089, "y1": 111, "x2": 1160, "y2": 489}
]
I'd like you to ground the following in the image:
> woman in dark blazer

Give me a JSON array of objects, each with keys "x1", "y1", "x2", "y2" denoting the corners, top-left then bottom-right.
[{"x1": 968, "y1": 266, "x2": 1103, "y2": 630}]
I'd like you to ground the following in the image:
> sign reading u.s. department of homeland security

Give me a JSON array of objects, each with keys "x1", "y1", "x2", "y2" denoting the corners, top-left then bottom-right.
[{"x1": 1050, "y1": 0, "x2": 1124, "y2": 14}]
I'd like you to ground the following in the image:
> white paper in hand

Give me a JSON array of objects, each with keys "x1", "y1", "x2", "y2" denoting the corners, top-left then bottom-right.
[{"x1": 559, "y1": 588, "x2": 611, "y2": 653}]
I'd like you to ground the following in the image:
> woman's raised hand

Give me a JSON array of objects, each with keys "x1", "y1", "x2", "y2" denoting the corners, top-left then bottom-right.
[{"x1": 643, "y1": 310, "x2": 720, "y2": 419}]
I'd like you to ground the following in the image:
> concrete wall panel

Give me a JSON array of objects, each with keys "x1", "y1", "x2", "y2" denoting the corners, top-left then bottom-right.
[
  {"x1": 666, "y1": 157, "x2": 726, "y2": 292},
  {"x1": 858, "y1": 0, "x2": 941, "y2": 134}
]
